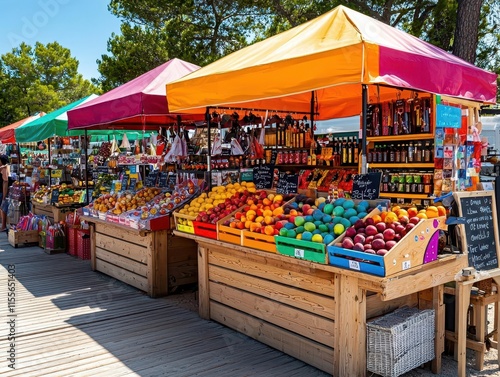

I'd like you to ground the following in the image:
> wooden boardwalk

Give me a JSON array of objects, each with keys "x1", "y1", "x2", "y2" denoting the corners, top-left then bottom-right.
[{"x1": 0, "y1": 233, "x2": 330, "y2": 377}]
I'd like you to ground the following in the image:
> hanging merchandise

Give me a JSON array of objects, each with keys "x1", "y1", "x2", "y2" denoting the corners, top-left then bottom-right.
[
  {"x1": 211, "y1": 135, "x2": 222, "y2": 155},
  {"x1": 120, "y1": 133, "x2": 131, "y2": 150},
  {"x1": 164, "y1": 135, "x2": 183, "y2": 163},
  {"x1": 230, "y1": 138, "x2": 245, "y2": 155}
]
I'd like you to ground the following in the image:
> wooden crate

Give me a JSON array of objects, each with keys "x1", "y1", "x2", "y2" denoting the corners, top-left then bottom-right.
[
  {"x1": 328, "y1": 217, "x2": 447, "y2": 276},
  {"x1": 32, "y1": 202, "x2": 54, "y2": 222},
  {"x1": 173, "y1": 211, "x2": 195, "y2": 234},
  {"x1": 8, "y1": 229, "x2": 39, "y2": 248},
  {"x1": 242, "y1": 231, "x2": 277, "y2": 253}
]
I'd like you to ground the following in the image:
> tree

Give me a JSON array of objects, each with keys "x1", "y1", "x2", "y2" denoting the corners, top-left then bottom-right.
[
  {"x1": 453, "y1": 0, "x2": 484, "y2": 63},
  {"x1": 0, "y1": 42, "x2": 98, "y2": 126}
]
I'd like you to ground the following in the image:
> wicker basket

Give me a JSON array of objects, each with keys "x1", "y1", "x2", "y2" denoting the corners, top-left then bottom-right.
[{"x1": 367, "y1": 307, "x2": 435, "y2": 377}]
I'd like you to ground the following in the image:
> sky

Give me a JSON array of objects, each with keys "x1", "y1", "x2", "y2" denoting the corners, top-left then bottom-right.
[{"x1": 0, "y1": 0, "x2": 122, "y2": 80}]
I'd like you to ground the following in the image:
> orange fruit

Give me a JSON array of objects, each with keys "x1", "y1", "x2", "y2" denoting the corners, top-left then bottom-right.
[
  {"x1": 263, "y1": 198, "x2": 272, "y2": 206},
  {"x1": 426, "y1": 207, "x2": 439, "y2": 218},
  {"x1": 264, "y1": 216, "x2": 274, "y2": 225},
  {"x1": 397, "y1": 209, "x2": 408, "y2": 217},
  {"x1": 391, "y1": 205, "x2": 401, "y2": 214},
  {"x1": 407, "y1": 207, "x2": 418, "y2": 218},
  {"x1": 371, "y1": 214, "x2": 382, "y2": 224},
  {"x1": 380, "y1": 212, "x2": 387, "y2": 222},
  {"x1": 244, "y1": 220, "x2": 253, "y2": 229},
  {"x1": 272, "y1": 207, "x2": 284, "y2": 216},
  {"x1": 437, "y1": 205, "x2": 446, "y2": 217},
  {"x1": 416, "y1": 213, "x2": 428, "y2": 220},
  {"x1": 229, "y1": 222, "x2": 237, "y2": 228},
  {"x1": 264, "y1": 225, "x2": 275, "y2": 236}
]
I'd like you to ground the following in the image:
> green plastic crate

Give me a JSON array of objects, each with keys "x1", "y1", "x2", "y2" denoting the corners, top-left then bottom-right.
[{"x1": 275, "y1": 235, "x2": 327, "y2": 264}]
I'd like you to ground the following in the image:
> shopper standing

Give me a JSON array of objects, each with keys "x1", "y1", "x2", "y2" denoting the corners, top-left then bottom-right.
[{"x1": 0, "y1": 155, "x2": 11, "y2": 231}]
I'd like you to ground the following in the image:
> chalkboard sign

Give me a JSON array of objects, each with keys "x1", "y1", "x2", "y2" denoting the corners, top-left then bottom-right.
[
  {"x1": 121, "y1": 174, "x2": 129, "y2": 191},
  {"x1": 158, "y1": 172, "x2": 169, "y2": 188},
  {"x1": 436, "y1": 104, "x2": 461, "y2": 128},
  {"x1": 253, "y1": 164, "x2": 274, "y2": 189},
  {"x1": 50, "y1": 188, "x2": 60, "y2": 204},
  {"x1": 129, "y1": 178, "x2": 137, "y2": 192},
  {"x1": 351, "y1": 172, "x2": 382, "y2": 200},
  {"x1": 276, "y1": 172, "x2": 299, "y2": 194},
  {"x1": 454, "y1": 191, "x2": 500, "y2": 271},
  {"x1": 145, "y1": 171, "x2": 158, "y2": 187},
  {"x1": 269, "y1": 150, "x2": 278, "y2": 165},
  {"x1": 166, "y1": 173, "x2": 177, "y2": 192}
]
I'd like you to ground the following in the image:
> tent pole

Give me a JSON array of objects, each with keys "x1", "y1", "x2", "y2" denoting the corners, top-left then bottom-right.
[
  {"x1": 310, "y1": 91, "x2": 315, "y2": 131},
  {"x1": 206, "y1": 108, "x2": 211, "y2": 190},
  {"x1": 48, "y1": 138, "x2": 52, "y2": 184},
  {"x1": 84, "y1": 130, "x2": 89, "y2": 205},
  {"x1": 361, "y1": 85, "x2": 368, "y2": 174}
]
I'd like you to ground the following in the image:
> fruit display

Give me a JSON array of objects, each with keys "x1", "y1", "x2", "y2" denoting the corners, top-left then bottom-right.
[
  {"x1": 273, "y1": 196, "x2": 380, "y2": 245},
  {"x1": 334, "y1": 211, "x2": 420, "y2": 256},
  {"x1": 220, "y1": 192, "x2": 290, "y2": 233},
  {"x1": 177, "y1": 181, "x2": 258, "y2": 223},
  {"x1": 32, "y1": 186, "x2": 51, "y2": 204},
  {"x1": 89, "y1": 193, "x2": 120, "y2": 213}
]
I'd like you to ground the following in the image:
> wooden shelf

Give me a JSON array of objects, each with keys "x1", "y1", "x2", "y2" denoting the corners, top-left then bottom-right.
[
  {"x1": 276, "y1": 164, "x2": 358, "y2": 169},
  {"x1": 367, "y1": 134, "x2": 434, "y2": 142},
  {"x1": 379, "y1": 193, "x2": 431, "y2": 199},
  {"x1": 369, "y1": 163, "x2": 435, "y2": 169}
]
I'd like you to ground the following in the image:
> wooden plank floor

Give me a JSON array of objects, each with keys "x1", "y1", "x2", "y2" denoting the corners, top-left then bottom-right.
[{"x1": 0, "y1": 234, "x2": 330, "y2": 377}]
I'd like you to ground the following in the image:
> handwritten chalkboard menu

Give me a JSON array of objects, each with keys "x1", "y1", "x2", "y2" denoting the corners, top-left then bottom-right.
[
  {"x1": 158, "y1": 172, "x2": 169, "y2": 188},
  {"x1": 276, "y1": 172, "x2": 299, "y2": 194},
  {"x1": 253, "y1": 164, "x2": 274, "y2": 189},
  {"x1": 145, "y1": 171, "x2": 158, "y2": 187},
  {"x1": 269, "y1": 150, "x2": 278, "y2": 165},
  {"x1": 166, "y1": 174, "x2": 177, "y2": 192},
  {"x1": 454, "y1": 191, "x2": 500, "y2": 271},
  {"x1": 121, "y1": 174, "x2": 129, "y2": 190},
  {"x1": 351, "y1": 172, "x2": 382, "y2": 200},
  {"x1": 50, "y1": 188, "x2": 60, "y2": 204},
  {"x1": 129, "y1": 178, "x2": 137, "y2": 192}
]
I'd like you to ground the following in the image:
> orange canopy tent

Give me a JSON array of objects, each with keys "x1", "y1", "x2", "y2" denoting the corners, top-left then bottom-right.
[
  {"x1": 0, "y1": 113, "x2": 46, "y2": 144},
  {"x1": 166, "y1": 5, "x2": 497, "y2": 120}
]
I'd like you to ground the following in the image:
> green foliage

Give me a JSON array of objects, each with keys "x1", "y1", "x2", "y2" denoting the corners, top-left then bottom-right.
[{"x1": 0, "y1": 41, "x2": 98, "y2": 127}]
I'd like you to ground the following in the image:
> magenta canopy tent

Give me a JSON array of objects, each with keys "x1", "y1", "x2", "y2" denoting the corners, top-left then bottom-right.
[{"x1": 67, "y1": 58, "x2": 205, "y2": 131}]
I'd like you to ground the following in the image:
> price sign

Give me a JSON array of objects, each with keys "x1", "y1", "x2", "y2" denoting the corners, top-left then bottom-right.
[
  {"x1": 276, "y1": 172, "x2": 299, "y2": 195},
  {"x1": 145, "y1": 171, "x2": 158, "y2": 187},
  {"x1": 454, "y1": 191, "x2": 499, "y2": 271},
  {"x1": 240, "y1": 168, "x2": 253, "y2": 182},
  {"x1": 166, "y1": 174, "x2": 177, "y2": 192},
  {"x1": 294, "y1": 248, "x2": 305, "y2": 259},
  {"x1": 50, "y1": 188, "x2": 60, "y2": 204},
  {"x1": 51, "y1": 169, "x2": 63, "y2": 178},
  {"x1": 158, "y1": 172, "x2": 169, "y2": 188},
  {"x1": 129, "y1": 178, "x2": 137, "y2": 192},
  {"x1": 351, "y1": 172, "x2": 382, "y2": 200},
  {"x1": 253, "y1": 164, "x2": 274, "y2": 189},
  {"x1": 121, "y1": 174, "x2": 129, "y2": 191}
]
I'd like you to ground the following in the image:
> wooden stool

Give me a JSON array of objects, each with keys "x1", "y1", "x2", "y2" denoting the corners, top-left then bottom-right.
[{"x1": 445, "y1": 279, "x2": 499, "y2": 371}]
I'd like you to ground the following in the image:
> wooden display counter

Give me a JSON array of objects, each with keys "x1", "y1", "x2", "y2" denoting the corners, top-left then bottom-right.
[
  {"x1": 82, "y1": 216, "x2": 198, "y2": 298},
  {"x1": 176, "y1": 232, "x2": 468, "y2": 377},
  {"x1": 33, "y1": 202, "x2": 84, "y2": 223}
]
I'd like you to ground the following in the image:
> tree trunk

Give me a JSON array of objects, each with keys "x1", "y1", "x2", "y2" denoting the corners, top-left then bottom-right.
[{"x1": 453, "y1": 0, "x2": 483, "y2": 63}]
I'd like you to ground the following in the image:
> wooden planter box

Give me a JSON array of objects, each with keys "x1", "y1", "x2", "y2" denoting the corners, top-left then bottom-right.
[{"x1": 8, "y1": 229, "x2": 39, "y2": 248}]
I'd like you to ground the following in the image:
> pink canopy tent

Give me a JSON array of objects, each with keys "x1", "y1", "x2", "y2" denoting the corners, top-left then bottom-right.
[
  {"x1": 0, "y1": 113, "x2": 46, "y2": 144},
  {"x1": 67, "y1": 58, "x2": 205, "y2": 131}
]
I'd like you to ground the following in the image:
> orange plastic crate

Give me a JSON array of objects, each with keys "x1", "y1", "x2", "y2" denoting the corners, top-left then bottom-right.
[{"x1": 242, "y1": 231, "x2": 277, "y2": 253}]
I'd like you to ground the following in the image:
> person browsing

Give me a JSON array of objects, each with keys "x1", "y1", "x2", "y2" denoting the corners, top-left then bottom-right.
[{"x1": 0, "y1": 155, "x2": 11, "y2": 231}]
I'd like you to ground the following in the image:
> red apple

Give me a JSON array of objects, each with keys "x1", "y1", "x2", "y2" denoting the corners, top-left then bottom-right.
[
  {"x1": 353, "y1": 243, "x2": 365, "y2": 252},
  {"x1": 375, "y1": 222, "x2": 386, "y2": 232},
  {"x1": 342, "y1": 237, "x2": 354, "y2": 249},
  {"x1": 354, "y1": 234, "x2": 366, "y2": 245},
  {"x1": 345, "y1": 227, "x2": 357, "y2": 238},
  {"x1": 409, "y1": 217, "x2": 420, "y2": 225},
  {"x1": 376, "y1": 249, "x2": 389, "y2": 256},
  {"x1": 385, "y1": 240, "x2": 397, "y2": 250}
]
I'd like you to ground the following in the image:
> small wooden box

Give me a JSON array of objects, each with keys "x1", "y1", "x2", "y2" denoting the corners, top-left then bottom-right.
[{"x1": 8, "y1": 230, "x2": 39, "y2": 248}]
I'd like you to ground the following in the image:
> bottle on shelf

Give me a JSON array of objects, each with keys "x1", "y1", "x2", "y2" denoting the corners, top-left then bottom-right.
[
  {"x1": 381, "y1": 144, "x2": 388, "y2": 163},
  {"x1": 407, "y1": 142, "x2": 414, "y2": 163},
  {"x1": 424, "y1": 141, "x2": 432, "y2": 162},
  {"x1": 347, "y1": 137, "x2": 353, "y2": 164},
  {"x1": 341, "y1": 138, "x2": 347, "y2": 165},
  {"x1": 353, "y1": 138, "x2": 359, "y2": 164},
  {"x1": 395, "y1": 143, "x2": 401, "y2": 163}
]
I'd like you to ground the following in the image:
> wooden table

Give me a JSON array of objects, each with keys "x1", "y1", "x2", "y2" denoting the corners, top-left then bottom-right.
[
  {"x1": 175, "y1": 232, "x2": 467, "y2": 376},
  {"x1": 454, "y1": 271, "x2": 500, "y2": 376},
  {"x1": 82, "y1": 216, "x2": 198, "y2": 298}
]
